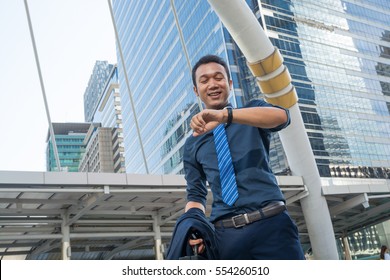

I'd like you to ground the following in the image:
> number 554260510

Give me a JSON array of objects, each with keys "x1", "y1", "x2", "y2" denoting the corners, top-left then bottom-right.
[{"x1": 215, "y1": 266, "x2": 270, "y2": 276}]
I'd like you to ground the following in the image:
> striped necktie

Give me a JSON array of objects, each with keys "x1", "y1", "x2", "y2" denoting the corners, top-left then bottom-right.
[{"x1": 213, "y1": 124, "x2": 238, "y2": 206}]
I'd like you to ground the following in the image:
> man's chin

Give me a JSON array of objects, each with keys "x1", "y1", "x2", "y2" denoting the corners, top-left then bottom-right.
[{"x1": 205, "y1": 101, "x2": 227, "y2": 110}]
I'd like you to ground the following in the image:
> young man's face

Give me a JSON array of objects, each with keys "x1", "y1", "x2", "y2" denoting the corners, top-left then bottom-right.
[{"x1": 193, "y1": 62, "x2": 232, "y2": 110}]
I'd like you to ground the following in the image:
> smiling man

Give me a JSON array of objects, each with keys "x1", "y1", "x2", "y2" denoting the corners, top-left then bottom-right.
[{"x1": 183, "y1": 54, "x2": 305, "y2": 260}]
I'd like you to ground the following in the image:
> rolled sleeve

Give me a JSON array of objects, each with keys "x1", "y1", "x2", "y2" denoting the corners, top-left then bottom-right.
[
  {"x1": 268, "y1": 105, "x2": 290, "y2": 132},
  {"x1": 248, "y1": 99, "x2": 291, "y2": 132}
]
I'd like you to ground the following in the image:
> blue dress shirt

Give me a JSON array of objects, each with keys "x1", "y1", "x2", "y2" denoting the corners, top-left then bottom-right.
[{"x1": 184, "y1": 99, "x2": 291, "y2": 223}]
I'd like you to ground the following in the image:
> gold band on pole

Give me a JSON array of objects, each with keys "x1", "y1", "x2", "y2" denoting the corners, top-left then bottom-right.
[
  {"x1": 265, "y1": 86, "x2": 298, "y2": 108},
  {"x1": 256, "y1": 66, "x2": 291, "y2": 94},
  {"x1": 246, "y1": 47, "x2": 296, "y2": 108},
  {"x1": 247, "y1": 47, "x2": 283, "y2": 76}
]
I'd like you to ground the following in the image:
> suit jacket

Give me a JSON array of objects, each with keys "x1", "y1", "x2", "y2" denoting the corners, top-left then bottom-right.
[{"x1": 166, "y1": 208, "x2": 219, "y2": 260}]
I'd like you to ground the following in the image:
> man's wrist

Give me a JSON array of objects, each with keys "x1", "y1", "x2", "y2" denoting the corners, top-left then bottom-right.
[
  {"x1": 226, "y1": 107, "x2": 233, "y2": 125},
  {"x1": 222, "y1": 108, "x2": 229, "y2": 124},
  {"x1": 185, "y1": 201, "x2": 205, "y2": 213}
]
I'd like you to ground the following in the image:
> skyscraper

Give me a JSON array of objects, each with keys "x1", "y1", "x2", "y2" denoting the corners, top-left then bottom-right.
[
  {"x1": 82, "y1": 63, "x2": 126, "y2": 173},
  {"x1": 83, "y1": 61, "x2": 115, "y2": 123},
  {"x1": 113, "y1": 0, "x2": 390, "y2": 180}
]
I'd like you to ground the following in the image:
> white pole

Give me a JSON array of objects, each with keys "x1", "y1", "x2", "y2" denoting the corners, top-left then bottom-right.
[
  {"x1": 24, "y1": 0, "x2": 62, "y2": 171},
  {"x1": 207, "y1": 0, "x2": 338, "y2": 259}
]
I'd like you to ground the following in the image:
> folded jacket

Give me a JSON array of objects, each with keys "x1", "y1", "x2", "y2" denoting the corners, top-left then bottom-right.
[{"x1": 166, "y1": 208, "x2": 219, "y2": 260}]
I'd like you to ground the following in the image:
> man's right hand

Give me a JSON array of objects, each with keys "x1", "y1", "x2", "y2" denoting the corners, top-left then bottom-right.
[
  {"x1": 190, "y1": 109, "x2": 226, "y2": 137},
  {"x1": 189, "y1": 238, "x2": 205, "y2": 255}
]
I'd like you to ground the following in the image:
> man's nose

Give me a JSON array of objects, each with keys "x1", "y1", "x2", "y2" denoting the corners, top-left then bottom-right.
[{"x1": 208, "y1": 79, "x2": 218, "y2": 88}]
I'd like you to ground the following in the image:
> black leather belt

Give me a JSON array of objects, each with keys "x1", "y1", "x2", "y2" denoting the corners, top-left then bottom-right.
[{"x1": 214, "y1": 201, "x2": 286, "y2": 229}]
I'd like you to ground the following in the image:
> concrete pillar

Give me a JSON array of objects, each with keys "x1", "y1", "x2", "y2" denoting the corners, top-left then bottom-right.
[
  {"x1": 153, "y1": 215, "x2": 164, "y2": 260},
  {"x1": 61, "y1": 214, "x2": 71, "y2": 260},
  {"x1": 342, "y1": 234, "x2": 352, "y2": 260},
  {"x1": 279, "y1": 106, "x2": 338, "y2": 259}
]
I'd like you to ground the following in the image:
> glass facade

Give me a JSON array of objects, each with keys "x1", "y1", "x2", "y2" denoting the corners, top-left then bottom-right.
[
  {"x1": 113, "y1": 0, "x2": 240, "y2": 174},
  {"x1": 335, "y1": 219, "x2": 390, "y2": 260},
  {"x1": 46, "y1": 123, "x2": 90, "y2": 172},
  {"x1": 259, "y1": 0, "x2": 390, "y2": 178},
  {"x1": 113, "y1": 0, "x2": 390, "y2": 178},
  {"x1": 84, "y1": 61, "x2": 115, "y2": 122},
  {"x1": 89, "y1": 66, "x2": 121, "y2": 127}
]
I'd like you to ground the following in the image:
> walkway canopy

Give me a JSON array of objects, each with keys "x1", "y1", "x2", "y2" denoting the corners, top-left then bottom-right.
[{"x1": 0, "y1": 171, "x2": 389, "y2": 259}]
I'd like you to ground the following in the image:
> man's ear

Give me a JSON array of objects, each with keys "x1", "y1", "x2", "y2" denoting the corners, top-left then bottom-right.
[
  {"x1": 229, "y1": 79, "x2": 233, "y2": 91},
  {"x1": 193, "y1": 85, "x2": 199, "y2": 96}
]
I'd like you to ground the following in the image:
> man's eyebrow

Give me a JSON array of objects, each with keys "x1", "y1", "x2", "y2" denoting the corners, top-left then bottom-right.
[{"x1": 198, "y1": 71, "x2": 225, "y2": 79}]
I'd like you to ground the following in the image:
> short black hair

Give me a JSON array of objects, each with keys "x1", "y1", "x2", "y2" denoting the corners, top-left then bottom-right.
[{"x1": 192, "y1": 54, "x2": 230, "y2": 87}]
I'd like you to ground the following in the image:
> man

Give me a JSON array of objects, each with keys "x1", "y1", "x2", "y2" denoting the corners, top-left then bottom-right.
[
  {"x1": 380, "y1": 245, "x2": 390, "y2": 260},
  {"x1": 183, "y1": 54, "x2": 305, "y2": 259}
]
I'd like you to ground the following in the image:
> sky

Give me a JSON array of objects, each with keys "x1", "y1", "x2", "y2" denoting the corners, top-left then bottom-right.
[{"x1": 0, "y1": 0, "x2": 117, "y2": 171}]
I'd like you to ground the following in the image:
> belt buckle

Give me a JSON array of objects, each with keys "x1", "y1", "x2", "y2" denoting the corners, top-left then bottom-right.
[{"x1": 232, "y1": 213, "x2": 250, "y2": 228}]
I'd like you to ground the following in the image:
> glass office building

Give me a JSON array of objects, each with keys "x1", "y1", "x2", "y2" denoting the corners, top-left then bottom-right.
[
  {"x1": 88, "y1": 65, "x2": 121, "y2": 127},
  {"x1": 84, "y1": 61, "x2": 115, "y2": 123},
  {"x1": 259, "y1": 0, "x2": 390, "y2": 178},
  {"x1": 112, "y1": 0, "x2": 390, "y2": 178},
  {"x1": 84, "y1": 64, "x2": 126, "y2": 173},
  {"x1": 46, "y1": 123, "x2": 91, "y2": 172},
  {"x1": 112, "y1": 0, "x2": 243, "y2": 174}
]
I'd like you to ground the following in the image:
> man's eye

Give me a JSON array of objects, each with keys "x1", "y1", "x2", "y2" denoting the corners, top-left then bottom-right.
[{"x1": 199, "y1": 79, "x2": 208, "y2": 84}]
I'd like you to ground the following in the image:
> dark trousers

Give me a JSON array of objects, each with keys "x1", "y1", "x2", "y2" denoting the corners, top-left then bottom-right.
[{"x1": 215, "y1": 210, "x2": 305, "y2": 260}]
